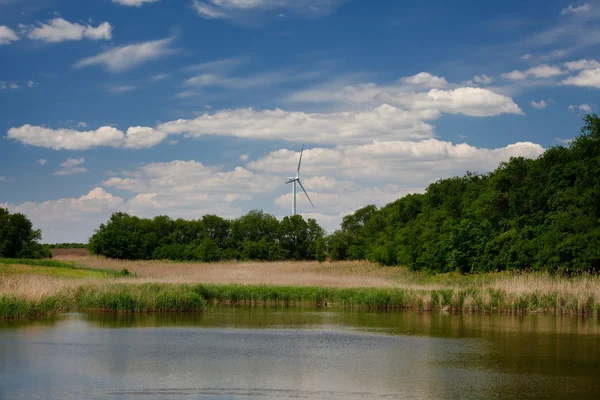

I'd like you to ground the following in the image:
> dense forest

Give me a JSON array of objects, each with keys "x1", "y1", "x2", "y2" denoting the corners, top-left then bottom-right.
[
  {"x1": 329, "y1": 114, "x2": 600, "y2": 273},
  {"x1": 0, "y1": 208, "x2": 51, "y2": 259},
  {"x1": 89, "y1": 211, "x2": 326, "y2": 262}
]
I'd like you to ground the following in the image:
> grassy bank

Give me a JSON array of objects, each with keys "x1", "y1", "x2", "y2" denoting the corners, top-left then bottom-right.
[
  {"x1": 0, "y1": 258, "x2": 131, "y2": 278},
  {"x1": 1, "y1": 282, "x2": 599, "y2": 319}
]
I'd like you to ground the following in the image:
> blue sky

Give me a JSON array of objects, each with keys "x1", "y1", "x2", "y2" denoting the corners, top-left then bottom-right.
[{"x1": 1, "y1": 0, "x2": 599, "y2": 243}]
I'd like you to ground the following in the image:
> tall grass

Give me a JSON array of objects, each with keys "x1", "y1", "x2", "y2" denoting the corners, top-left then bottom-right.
[{"x1": 1, "y1": 282, "x2": 598, "y2": 319}]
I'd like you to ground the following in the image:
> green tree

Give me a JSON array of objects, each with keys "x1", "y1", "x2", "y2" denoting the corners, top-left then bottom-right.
[{"x1": 0, "y1": 208, "x2": 51, "y2": 258}]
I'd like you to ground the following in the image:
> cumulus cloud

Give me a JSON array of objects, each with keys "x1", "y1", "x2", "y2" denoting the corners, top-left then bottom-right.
[
  {"x1": 401, "y1": 72, "x2": 448, "y2": 88},
  {"x1": 26, "y1": 18, "x2": 112, "y2": 42},
  {"x1": 7, "y1": 125, "x2": 125, "y2": 150},
  {"x1": 74, "y1": 37, "x2": 175, "y2": 72},
  {"x1": 287, "y1": 73, "x2": 522, "y2": 117},
  {"x1": 560, "y1": 4, "x2": 592, "y2": 15},
  {"x1": 249, "y1": 139, "x2": 545, "y2": 183},
  {"x1": 464, "y1": 74, "x2": 493, "y2": 86},
  {"x1": 239, "y1": 154, "x2": 249, "y2": 162},
  {"x1": 568, "y1": 103, "x2": 593, "y2": 113},
  {"x1": 101, "y1": 160, "x2": 279, "y2": 219},
  {"x1": 562, "y1": 68, "x2": 600, "y2": 88},
  {"x1": 501, "y1": 64, "x2": 564, "y2": 80},
  {"x1": 37, "y1": 158, "x2": 47, "y2": 166},
  {"x1": 521, "y1": 53, "x2": 533, "y2": 60},
  {"x1": 123, "y1": 127, "x2": 167, "y2": 149},
  {"x1": 156, "y1": 105, "x2": 436, "y2": 145},
  {"x1": 0, "y1": 26, "x2": 19, "y2": 45},
  {"x1": 531, "y1": 99, "x2": 552, "y2": 109},
  {"x1": 7, "y1": 82, "x2": 523, "y2": 151},
  {"x1": 113, "y1": 0, "x2": 159, "y2": 6},
  {"x1": 54, "y1": 157, "x2": 87, "y2": 175},
  {"x1": 4, "y1": 188, "x2": 124, "y2": 242},
  {"x1": 564, "y1": 59, "x2": 600, "y2": 71}
]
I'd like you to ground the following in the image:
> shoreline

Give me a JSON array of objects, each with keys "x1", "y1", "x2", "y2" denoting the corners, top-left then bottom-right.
[{"x1": 1, "y1": 282, "x2": 599, "y2": 320}]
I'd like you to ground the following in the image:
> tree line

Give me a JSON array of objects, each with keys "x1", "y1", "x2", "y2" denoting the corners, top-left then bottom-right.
[
  {"x1": 327, "y1": 114, "x2": 600, "y2": 273},
  {"x1": 89, "y1": 210, "x2": 326, "y2": 262}
]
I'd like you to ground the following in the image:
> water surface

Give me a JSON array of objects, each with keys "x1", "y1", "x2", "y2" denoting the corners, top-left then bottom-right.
[{"x1": 1, "y1": 309, "x2": 599, "y2": 399}]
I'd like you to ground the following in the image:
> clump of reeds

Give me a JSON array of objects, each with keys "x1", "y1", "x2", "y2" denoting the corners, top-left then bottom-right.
[{"x1": 1, "y1": 282, "x2": 598, "y2": 319}]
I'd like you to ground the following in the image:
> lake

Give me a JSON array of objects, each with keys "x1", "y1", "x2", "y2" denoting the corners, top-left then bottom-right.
[{"x1": 0, "y1": 309, "x2": 599, "y2": 399}]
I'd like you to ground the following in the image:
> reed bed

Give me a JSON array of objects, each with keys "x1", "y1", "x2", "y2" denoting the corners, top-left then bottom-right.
[
  {"x1": 1, "y1": 257, "x2": 599, "y2": 319},
  {"x1": 1, "y1": 279, "x2": 599, "y2": 319}
]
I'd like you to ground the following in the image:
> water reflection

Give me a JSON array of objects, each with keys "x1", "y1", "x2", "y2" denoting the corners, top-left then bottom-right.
[{"x1": 0, "y1": 309, "x2": 599, "y2": 399}]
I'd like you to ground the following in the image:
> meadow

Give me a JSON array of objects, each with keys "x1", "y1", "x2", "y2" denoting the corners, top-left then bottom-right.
[{"x1": 1, "y1": 253, "x2": 599, "y2": 319}]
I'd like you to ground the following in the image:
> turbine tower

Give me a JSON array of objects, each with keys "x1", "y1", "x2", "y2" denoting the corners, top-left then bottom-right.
[{"x1": 286, "y1": 144, "x2": 314, "y2": 215}]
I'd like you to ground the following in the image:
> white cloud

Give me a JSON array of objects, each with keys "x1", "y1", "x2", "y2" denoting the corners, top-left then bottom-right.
[
  {"x1": 37, "y1": 158, "x2": 47, "y2": 166},
  {"x1": 0, "y1": 176, "x2": 5, "y2": 182},
  {"x1": 562, "y1": 68, "x2": 600, "y2": 88},
  {"x1": 192, "y1": 0, "x2": 343, "y2": 19},
  {"x1": 26, "y1": 18, "x2": 112, "y2": 43},
  {"x1": 4, "y1": 188, "x2": 124, "y2": 242},
  {"x1": 239, "y1": 154, "x2": 249, "y2": 162},
  {"x1": 0, "y1": 26, "x2": 19, "y2": 45},
  {"x1": 113, "y1": 0, "x2": 159, "y2": 6},
  {"x1": 287, "y1": 74, "x2": 522, "y2": 117},
  {"x1": 408, "y1": 88, "x2": 523, "y2": 117},
  {"x1": 193, "y1": 0, "x2": 226, "y2": 18},
  {"x1": 501, "y1": 64, "x2": 564, "y2": 80},
  {"x1": 7, "y1": 84, "x2": 523, "y2": 151},
  {"x1": 156, "y1": 104, "x2": 436, "y2": 145},
  {"x1": 472, "y1": 74, "x2": 493, "y2": 84},
  {"x1": 25, "y1": 80, "x2": 36, "y2": 88},
  {"x1": 531, "y1": 99, "x2": 552, "y2": 109},
  {"x1": 560, "y1": 4, "x2": 592, "y2": 15},
  {"x1": 568, "y1": 103, "x2": 593, "y2": 113},
  {"x1": 109, "y1": 85, "x2": 137, "y2": 94},
  {"x1": 521, "y1": 53, "x2": 533, "y2": 60},
  {"x1": 401, "y1": 72, "x2": 448, "y2": 88},
  {"x1": 101, "y1": 160, "x2": 279, "y2": 220},
  {"x1": 249, "y1": 139, "x2": 545, "y2": 184},
  {"x1": 77, "y1": 122, "x2": 88, "y2": 128},
  {"x1": 74, "y1": 37, "x2": 174, "y2": 72},
  {"x1": 123, "y1": 126, "x2": 167, "y2": 149},
  {"x1": 564, "y1": 59, "x2": 600, "y2": 71},
  {"x1": 7, "y1": 125, "x2": 125, "y2": 150},
  {"x1": 54, "y1": 157, "x2": 87, "y2": 175}
]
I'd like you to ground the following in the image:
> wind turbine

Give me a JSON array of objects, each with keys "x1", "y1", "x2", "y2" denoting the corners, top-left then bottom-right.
[{"x1": 286, "y1": 144, "x2": 314, "y2": 215}]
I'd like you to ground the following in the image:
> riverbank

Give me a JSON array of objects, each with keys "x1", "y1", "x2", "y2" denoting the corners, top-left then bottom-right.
[{"x1": 1, "y1": 257, "x2": 599, "y2": 319}]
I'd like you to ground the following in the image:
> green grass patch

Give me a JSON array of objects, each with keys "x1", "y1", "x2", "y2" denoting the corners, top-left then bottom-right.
[{"x1": 0, "y1": 258, "x2": 132, "y2": 278}]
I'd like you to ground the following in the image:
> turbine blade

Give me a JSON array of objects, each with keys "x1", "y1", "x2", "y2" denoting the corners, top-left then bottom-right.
[
  {"x1": 297, "y1": 179, "x2": 314, "y2": 207},
  {"x1": 297, "y1": 144, "x2": 304, "y2": 175}
]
